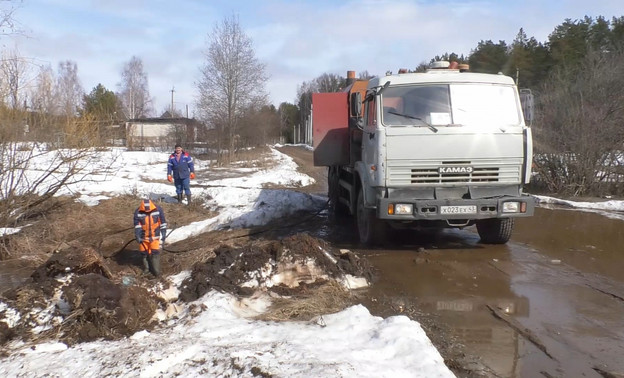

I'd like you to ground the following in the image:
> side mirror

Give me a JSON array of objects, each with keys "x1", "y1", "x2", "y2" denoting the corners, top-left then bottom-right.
[
  {"x1": 519, "y1": 89, "x2": 534, "y2": 126},
  {"x1": 351, "y1": 92, "x2": 362, "y2": 118}
]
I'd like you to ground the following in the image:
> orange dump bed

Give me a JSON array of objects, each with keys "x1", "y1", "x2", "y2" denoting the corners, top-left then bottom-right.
[{"x1": 312, "y1": 92, "x2": 349, "y2": 166}]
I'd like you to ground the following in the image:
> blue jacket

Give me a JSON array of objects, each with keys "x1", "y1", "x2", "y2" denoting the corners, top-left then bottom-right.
[{"x1": 167, "y1": 151, "x2": 194, "y2": 180}]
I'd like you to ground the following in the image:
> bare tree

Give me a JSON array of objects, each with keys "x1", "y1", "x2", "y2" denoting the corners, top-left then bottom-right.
[
  {"x1": 118, "y1": 56, "x2": 151, "y2": 119},
  {"x1": 0, "y1": 46, "x2": 33, "y2": 109},
  {"x1": 196, "y1": 14, "x2": 268, "y2": 164},
  {"x1": 358, "y1": 70, "x2": 375, "y2": 80},
  {"x1": 29, "y1": 64, "x2": 56, "y2": 114},
  {"x1": 55, "y1": 60, "x2": 83, "y2": 118},
  {"x1": 315, "y1": 73, "x2": 345, "y2": 93},
  {"x1": 0, "y1": 1, "x2": 122, "y2": 259},
  {"x1": 533, "y1": 47, "x2": 624, "y2": 196}
]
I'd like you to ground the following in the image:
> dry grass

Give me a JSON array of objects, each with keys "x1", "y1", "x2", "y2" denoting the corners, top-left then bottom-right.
[
  {"x1": 1, "y1": 194, "x2": 217, "y2": 261},
  {"x1": 217, "y1": 146, "x2": 275, "y2": 169},
  {"x1": 257, "y1": 281, "x2": 354, "y2": 322}
]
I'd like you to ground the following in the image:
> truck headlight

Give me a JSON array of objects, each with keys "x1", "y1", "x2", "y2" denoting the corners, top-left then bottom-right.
[
  {"x1": 502, "y1": 201, "x2": 520, "y2": 213},
  {"x1": 393, "y1": 204, "x2": 413, "y2": 215}
]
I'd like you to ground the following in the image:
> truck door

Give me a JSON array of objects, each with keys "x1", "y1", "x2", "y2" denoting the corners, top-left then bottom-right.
[{"x1": 362, "y1": 95, "x2": 378, "y2": 188}]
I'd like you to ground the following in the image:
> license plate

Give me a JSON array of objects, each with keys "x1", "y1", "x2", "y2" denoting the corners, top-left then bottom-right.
[{"x1": 440, "y1": 205, "x2": 477, "y2": 214}]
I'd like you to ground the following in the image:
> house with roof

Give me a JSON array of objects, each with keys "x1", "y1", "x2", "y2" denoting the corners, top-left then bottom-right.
[{"x1": 125, "y1": 113, "x2": 202, "y2": 150}]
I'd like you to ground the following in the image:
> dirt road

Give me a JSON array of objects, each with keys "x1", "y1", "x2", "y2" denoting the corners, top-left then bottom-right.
[{"x1": 277, "y1": 145, "x2": 624, "y2": 378}]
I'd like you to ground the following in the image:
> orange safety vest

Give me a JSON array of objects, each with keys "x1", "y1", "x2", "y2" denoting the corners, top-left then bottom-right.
[{"x1": 134, "y1": 199, "x2": 167, "y2": 254}]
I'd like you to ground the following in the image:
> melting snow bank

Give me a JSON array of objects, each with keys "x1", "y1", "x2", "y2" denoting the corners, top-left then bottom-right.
[
  {"x1": 535, "y1": 195, "x2": 624, "y2": 221},
  {"x1": 1, "y1": 291, "x2": 454, "y2": 378}
]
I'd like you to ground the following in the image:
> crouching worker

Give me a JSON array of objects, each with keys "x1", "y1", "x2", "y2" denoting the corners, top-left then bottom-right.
[{"x1": 134, "y1": 199, "x2": 167, "y2": 276}]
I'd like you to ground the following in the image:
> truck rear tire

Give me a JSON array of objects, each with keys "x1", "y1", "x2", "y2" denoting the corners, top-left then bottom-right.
[
  {"x1": 476, "y1": 218, "x2": 514, "y2": 244},
  {"x1": 357, "y1": 189, "x2": 386, "y2": 245}
]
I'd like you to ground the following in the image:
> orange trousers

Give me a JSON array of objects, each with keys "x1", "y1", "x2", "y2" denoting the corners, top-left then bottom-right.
[{"x1": 139, "y1": 240, "x2": 161, "y2": 254}]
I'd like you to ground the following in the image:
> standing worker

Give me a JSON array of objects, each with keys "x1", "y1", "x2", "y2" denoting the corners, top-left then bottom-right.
[
  {"x1": 167, "y1": 144, "x2": 195, "y2": 204},
  {"x1": 134, "y1": 199, "x2": 167, "y2": 276}
]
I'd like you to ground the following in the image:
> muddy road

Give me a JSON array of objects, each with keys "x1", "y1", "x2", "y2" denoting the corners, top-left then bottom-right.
[
  {"x1": 279, "y1": 145, "x2": 624, "y2": 378},
  {"x1": 349, "y1": 210, "x2": 624, "y2": 378}
]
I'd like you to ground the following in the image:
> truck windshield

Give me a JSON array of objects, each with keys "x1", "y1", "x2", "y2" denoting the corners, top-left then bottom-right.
[
  {"x1": 450, "y1": 84, "x2": 521, "y2": 127},
  {"x1": 381, "y1": 83, "x2": 521, "y2": 128}
]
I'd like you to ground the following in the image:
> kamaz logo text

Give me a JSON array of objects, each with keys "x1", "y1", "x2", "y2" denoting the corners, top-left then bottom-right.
[{"x1": 439, "y1": 166, "x2": 474, "y2": 174}]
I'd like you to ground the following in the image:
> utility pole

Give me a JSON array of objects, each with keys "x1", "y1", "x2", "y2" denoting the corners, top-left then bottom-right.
[{"x1": 170, "y1": 86, "x2": 175, "y2": 117}]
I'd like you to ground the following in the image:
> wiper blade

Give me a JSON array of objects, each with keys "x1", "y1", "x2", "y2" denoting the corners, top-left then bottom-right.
[{"x1": 388, "y1": 111, "x2": 438, "y2": 133}]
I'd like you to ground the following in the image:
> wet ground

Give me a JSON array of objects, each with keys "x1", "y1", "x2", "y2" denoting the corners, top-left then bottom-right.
[
  {"x1": 277, "y1": 146, "x2": 624, "y2": 377},
  {"x1": 307, "y1": 207, "x2": 624, "y2": 378},
  {"x1": 2, "y1": 146, "x2": 624, "y2": 377}
]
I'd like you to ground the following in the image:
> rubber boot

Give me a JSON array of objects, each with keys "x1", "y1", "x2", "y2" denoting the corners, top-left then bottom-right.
[
  {"x1": 177, "y1": 193, "x2": 182, "y2": 203},
  {"x1": 141, "y1": 255, "x2": 150, "y2": 274},
  {"x1": 150, "y1": 253, "x2": 161, "y2": 277},
  {"x1": 186, "y1": 194, "x2": 191, "y2": 205}
]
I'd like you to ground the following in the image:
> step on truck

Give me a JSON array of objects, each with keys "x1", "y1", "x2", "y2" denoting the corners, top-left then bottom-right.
[{"x1": 312, "y1": 61, "x2": 535, "y2": 245}]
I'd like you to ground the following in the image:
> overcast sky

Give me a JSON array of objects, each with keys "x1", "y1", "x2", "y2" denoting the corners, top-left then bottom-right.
[{"x1": 9, "y1": 0, "x2": 623, "y2": 117}]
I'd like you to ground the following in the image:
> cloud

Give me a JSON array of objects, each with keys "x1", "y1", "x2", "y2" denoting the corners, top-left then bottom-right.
[{"x1": 9, "y1": 0, "x2": 624, "y2": 113}]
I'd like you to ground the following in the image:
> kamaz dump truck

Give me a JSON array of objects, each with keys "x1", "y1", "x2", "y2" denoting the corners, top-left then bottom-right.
[{"x1": 312, "y1": 62, "x2": 535, "y2": 245}]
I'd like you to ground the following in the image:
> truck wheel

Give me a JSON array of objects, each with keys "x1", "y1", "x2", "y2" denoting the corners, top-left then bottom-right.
[
  {"x1": 476, "y1": 218, "x2": 514, "y2": 244},
  {"x1": 357, "y1": 189, "x2": 386, "y2": 245}
]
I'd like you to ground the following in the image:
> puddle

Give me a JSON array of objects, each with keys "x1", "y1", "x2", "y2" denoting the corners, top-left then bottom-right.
[{"x1": 349, "y1": 208, "x2": 624, "y2": 377}]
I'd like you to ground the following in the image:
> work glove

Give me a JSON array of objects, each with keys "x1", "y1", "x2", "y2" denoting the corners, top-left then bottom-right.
[
  {"x1": 190, "y1": 172, "x2": 196, "y2": 179},
  {"x1": 167, "y1": 175, "x2": 173, "y2": 183}
]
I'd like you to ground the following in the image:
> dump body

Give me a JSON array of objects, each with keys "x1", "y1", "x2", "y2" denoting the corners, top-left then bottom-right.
[
  {"x1": 313, "y1": 64, "x2": 534, "y2": 244},
  {"x1": 312, "y1": 92, "x2": 349, "y2": 166}
]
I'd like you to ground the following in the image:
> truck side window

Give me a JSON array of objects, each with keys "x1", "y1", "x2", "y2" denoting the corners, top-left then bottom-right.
[{"x1": 365, "y1": 98, "x2": 376, "y2": 131}]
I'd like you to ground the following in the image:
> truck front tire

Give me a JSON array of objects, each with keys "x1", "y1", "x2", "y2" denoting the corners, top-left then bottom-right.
[
  {"x1": 476, "y1": 218, "x2": 514, "y2": 244},
  {"x1": 357, "y1": 189, "x2": 386, "y2": 245}
]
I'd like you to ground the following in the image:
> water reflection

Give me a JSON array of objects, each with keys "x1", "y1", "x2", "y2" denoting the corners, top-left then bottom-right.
[
  {"x1": 514, "y1": 207, "x2": 624, "y2": 282},
  {"x1": 356, "y1": 233, "x2": 532, "y2": 378}
]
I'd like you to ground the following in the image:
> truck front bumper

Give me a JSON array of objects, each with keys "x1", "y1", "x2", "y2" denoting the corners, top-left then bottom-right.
[{"x1": 377, "y1": 195, "x2": 535, "y2": 221}]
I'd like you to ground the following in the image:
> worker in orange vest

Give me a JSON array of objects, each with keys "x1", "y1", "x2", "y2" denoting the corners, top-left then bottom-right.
[{"x1": 133, "y1": 199, "x2": 167, "y2": 276}]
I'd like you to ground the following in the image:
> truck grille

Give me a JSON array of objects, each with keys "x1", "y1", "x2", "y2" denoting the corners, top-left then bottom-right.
[
  {"x1": 387, "y1": 159, "x2": 522, "y2": 186},
  {"x1": 410, "y1": 167, "x2": 499, "y2": 183}
]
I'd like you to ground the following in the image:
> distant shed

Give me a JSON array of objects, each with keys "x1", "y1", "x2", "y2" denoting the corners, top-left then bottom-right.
[{"x1": 125, "y1": 116, "x2": 201, "y2": 150}]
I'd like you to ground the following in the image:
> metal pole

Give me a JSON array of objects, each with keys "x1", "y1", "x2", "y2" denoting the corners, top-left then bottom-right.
[{"x1": 170, "y1": 87, "x2": 175, "y2": 117}]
